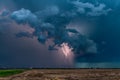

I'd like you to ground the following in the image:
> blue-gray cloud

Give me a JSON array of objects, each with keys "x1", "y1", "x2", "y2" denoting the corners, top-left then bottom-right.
[
  {"x1": 11, "y1": 8, "x2": 38, "y2": 25},
  {"x1": 70, "y1": 0, "x2": 112, "y2": 16}
]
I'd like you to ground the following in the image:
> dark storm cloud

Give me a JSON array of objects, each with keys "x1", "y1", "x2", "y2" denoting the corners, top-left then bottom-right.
[{"x1": 9, "y1": 0, "x2": 112, "y2": 64}]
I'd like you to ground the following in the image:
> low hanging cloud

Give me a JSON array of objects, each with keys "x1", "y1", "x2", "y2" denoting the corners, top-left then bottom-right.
[{"x1": 70, "y1": 0, "x2": 112, "y2": 16}]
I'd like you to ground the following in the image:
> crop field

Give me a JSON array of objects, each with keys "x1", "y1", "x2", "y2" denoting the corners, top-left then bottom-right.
[{"x1": 0, "y1": 69, "x2": 120, "y2": 80}]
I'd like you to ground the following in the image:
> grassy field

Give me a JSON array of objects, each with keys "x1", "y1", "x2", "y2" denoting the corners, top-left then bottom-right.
[{"x1": 0, "y1": 69, "x2": 25, "y2": 77}]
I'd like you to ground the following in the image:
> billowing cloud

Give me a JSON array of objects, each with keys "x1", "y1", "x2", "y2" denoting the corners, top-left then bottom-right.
[
  {"x1": 70, "y1": 0, "x2": 112, "y2": 16},
  {"x1": 67, "y1": 33, "x2": 97, "y2": 55},
  {"x1": 11, "y1": 8, "x2": 38, "y2": 24}
]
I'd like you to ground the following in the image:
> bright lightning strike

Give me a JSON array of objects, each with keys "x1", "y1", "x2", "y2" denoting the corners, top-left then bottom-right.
[{"x1": 61, "y1": 43, "x2": 73, "y2": 57}]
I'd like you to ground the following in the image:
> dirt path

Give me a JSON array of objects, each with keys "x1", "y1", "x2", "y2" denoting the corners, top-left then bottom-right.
[{"x1": 1, "y1": 69, "x2": 120, "y2": 80}]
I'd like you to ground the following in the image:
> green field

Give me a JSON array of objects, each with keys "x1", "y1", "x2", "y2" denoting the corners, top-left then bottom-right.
[{"x1": 0, "y1": 69, "x2": 25, "y2": 77}]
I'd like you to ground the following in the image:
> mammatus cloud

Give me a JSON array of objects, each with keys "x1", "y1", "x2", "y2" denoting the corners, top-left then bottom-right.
[{"x1": 70, "y1": 0, "x2": 112, "y2": 16}]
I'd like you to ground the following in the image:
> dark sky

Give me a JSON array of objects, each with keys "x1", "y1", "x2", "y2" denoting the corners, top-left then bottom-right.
[{"x1": 0, "y1": 0, "x2": 120, "y2": 68}]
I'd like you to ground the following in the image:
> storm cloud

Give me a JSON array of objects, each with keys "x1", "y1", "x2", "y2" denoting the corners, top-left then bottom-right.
[
  {"x1": 11, "y1": 8, "x2": 38, "y2": 24},
  {"x1": 70, "y1": 0, "x2": 112, "y2": 16},
  {"x1": 9, "y1": 0, "x2": 113, "y2": 64}
]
